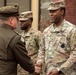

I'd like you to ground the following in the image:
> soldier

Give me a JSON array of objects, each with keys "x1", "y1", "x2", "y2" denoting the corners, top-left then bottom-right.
[
  {"x1": 35, "y1": 0, "x2": 76, "y2": 75},
  {"x1": 17, "y1": 11, "x2": 42, "y2": 75},
  {"x1": 0, "y1": 5, "x2": 35, "y2": 75}
]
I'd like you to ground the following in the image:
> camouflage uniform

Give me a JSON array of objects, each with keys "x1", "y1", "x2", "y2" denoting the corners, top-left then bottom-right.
[
  {"x1": 37, "y1": 20, "x2": 76, "y2": 75},
  {"x1": 18, "y1": 27, "x2": 42, "y2": 75}
]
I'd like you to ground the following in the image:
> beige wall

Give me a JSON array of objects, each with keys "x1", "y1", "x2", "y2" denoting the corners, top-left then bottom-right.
[
  {"x1": 31, "y1": 0, "x2": 39, "y2": 30},
  {"x1": 1, "y1": 0, "x2": 39, "y2": 31}
]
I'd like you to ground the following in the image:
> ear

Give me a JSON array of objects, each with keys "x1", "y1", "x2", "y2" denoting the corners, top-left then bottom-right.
[
  {"x1": 61, "y1": 10, "x2": 64, "y2": 15},
  {"x1": 9, "y1": 17, "x2": 14, "y2": 25}
]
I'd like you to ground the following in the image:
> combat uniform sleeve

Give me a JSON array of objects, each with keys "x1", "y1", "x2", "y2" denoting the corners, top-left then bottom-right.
[
  {"x1": 35, "y1": 31, "x2": 42, "y2": 49},
  {"x1": 59, "y1": 27, "x2": 76, "y2": 74},
  {"x1": 36, "y1": 32, "x2": 45, "y2": 64},
  {"x1": 9, "y1": 35, "x2": 35, "y2": 73}
]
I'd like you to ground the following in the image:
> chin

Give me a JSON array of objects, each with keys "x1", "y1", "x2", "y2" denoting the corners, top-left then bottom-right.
[
  {"x1": 20, "y1": 27, "x2": 25, "y2": 30},
  {"x1": 50, "y1": 20, "x2": 54, "y2": 23},
  {"x1": 20, "y1": 28, "x2": 24, "y2": 30}
]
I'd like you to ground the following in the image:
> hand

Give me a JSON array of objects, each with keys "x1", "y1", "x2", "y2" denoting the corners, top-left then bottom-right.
[
  {"x1": 47, "y1": 69, "x2": 59, "y2": 75},
  {"x1": 35, "y1": 63, "x2": 41, "y2": 74}
]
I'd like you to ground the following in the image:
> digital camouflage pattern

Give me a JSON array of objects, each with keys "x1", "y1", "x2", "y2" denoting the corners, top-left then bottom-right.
[
  {"x1": 17, "y1": 27, "x2": 42, "y2": 75},
  {"x1": 47, "y1": 0, "x2": 65, "y2": 10},
  {"x1": 37, "y1": 20, "x2": 76, "y2": 75}
]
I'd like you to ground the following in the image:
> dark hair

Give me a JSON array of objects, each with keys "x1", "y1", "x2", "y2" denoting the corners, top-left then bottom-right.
[
  {"x1": 0, "y1": 14, "x2": 19, "y2": 21},
  {"x1": 0, "y1": 15, "x2": 10, "y2": 20}
]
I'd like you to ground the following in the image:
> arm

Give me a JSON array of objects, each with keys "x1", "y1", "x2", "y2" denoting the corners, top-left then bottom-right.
[
  {"x1": 10, "y1": 35, "x2": 35, "y2": 73},
  {"x1": 36, "y1": 31, "x2": 42, "y2": 48},
  {"x1": 59, "y1": 28, "x2": 76, "y2": 73},
  {"x1": 35, "y1": 33, "x2": 45, "y2": 73},
  {"x1": 33, "y1": 31, "x2": 42, "y2": 49},
  {"x1": 47, "y1": 27, "x2": 76, "y2": 75}
]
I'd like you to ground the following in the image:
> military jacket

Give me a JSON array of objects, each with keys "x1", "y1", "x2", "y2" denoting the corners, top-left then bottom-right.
[
  {"x1": 17, "y1": 27, "x2": 42, "y2": 75},
  {"x1": 0, "y1": 24, "x2": 35, "y2": 75},
  {"x1": 21, "y1": 27, "x2": 42, "y2": 63},
  {"x1": 37, "y1": 20, "x2": 76, "y2": 75}
]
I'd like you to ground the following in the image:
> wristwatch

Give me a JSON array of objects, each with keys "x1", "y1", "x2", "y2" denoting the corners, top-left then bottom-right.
[{"x1": 57, "y1": 68, "x2": 63, "y2": 74}]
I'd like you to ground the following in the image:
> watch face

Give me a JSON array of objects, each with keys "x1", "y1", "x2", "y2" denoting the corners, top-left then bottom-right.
[
  {"x1": 58, "y1": 70, "x2": 64, "y2": 74},
  {"x1": 61, "y1": 43, "x2": 65, "y2": 48}
]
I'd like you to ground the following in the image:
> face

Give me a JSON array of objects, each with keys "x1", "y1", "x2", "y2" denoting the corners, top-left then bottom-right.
[
  {"x1": 20, "y1": 19, "x2": 31, "y2": 30},
  {"x1": 9, "y1": 16, "x2": 19, "y2": 29},
  {"x1": 13, "y1": 17, "x2": 19, "y2": 29},
  {"x1": 49, "y1": 8, "x2": 64, "y2": 24}
]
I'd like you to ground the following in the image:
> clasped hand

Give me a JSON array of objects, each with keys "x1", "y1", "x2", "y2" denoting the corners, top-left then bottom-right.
[{"x1": 47, "y1": 69, "x2": 59, "y2": 75}]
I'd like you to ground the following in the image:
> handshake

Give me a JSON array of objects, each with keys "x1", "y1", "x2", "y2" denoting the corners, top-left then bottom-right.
[
  {"x1": 34, "y1": 63, "x2": 64, "y2": 75},
  {"x1": 34, "y1": 63, "x2": 42, "y2": 74}
]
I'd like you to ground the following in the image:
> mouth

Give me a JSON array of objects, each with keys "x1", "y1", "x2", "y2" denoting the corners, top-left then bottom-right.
[
  {"x1": 50, "y1": 16, "x2": 54, "y2": 19},
  {"x1": 50, "y1": 17, "x2": 54, "y2": 21}
]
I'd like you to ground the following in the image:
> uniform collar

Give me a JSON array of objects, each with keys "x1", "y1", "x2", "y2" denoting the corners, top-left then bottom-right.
[
  {"x1": 50, "y1": 19, "x2": 66, "y2": 33},
  {"x1": 0, "y1": 23, "x2": 13, "y2": 30}
]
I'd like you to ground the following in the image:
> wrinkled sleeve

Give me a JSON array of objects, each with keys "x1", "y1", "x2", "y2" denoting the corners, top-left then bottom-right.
[
  {"x1": 36, "y1": 32, "x2": 45, "y2": 64},
  {"x1": 10, "y1": 36, "x2": 35, "y2": 73},
  {"x1": 60, "y1": 27, "x2": 76, "y2": 74},
  {"x1": 35, "y1": 31, "x2": 42, "y2": 49}
]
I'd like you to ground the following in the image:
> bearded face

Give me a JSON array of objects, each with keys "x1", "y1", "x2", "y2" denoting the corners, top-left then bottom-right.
[{"x1": 20, "y1": 19, "x2": 31, "y2": 30}]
